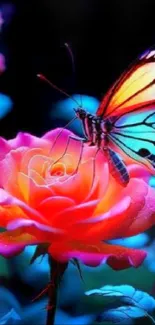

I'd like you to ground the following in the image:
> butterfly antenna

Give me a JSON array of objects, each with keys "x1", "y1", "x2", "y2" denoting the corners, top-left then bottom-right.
[
  {"x1": 64, "y1": 42, "x2": 75, "y2": 75},
  {"x1": 64, "y1": 43, "x2": 83, "y2": 107},
  {"x1": 37, "y1": 73, "x2": 80, "y2": 106}
]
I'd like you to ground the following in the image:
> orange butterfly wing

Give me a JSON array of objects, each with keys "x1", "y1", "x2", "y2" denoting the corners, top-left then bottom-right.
[{"x1": 97, "y1": 49, "x2": 155, "y2": 118}]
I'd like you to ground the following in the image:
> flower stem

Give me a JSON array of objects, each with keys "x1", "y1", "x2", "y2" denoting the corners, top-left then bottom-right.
[{"x1": 46, "y1": 255, "x2": 68, "y2": 325}]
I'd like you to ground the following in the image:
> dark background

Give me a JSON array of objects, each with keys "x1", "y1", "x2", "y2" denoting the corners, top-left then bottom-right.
[
  {"x1": 0, "y1": 2, "x2": 155, "y2": 324},
  {"x1": 1, "y1": 0, "x2": 155, "y2": 138}
]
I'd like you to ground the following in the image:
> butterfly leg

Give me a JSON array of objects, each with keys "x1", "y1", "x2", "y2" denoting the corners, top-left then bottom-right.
[
  {"x1": 73, "y1": 139, "x2": 85, "y2": 174},
  {"x1": 68, "y1": 136, "x2": 90, "y2": 174},
  {"x1": 84, "y1": 146, "x2": 101, "y2": 199},
  {"x1": 52, "y1": 135, "x2": 86, "y2": 173}
]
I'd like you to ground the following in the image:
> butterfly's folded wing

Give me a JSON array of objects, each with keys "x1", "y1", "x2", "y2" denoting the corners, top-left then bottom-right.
[
  {"x1": 109, "y1": 109, "x2": 155, "y2": 171},
  {"x1": 97, "y1": 48, "x2": 155, "y2": 118},
  {"x1": 96, "y1": 47, "x2": 155, "y2": 170}
]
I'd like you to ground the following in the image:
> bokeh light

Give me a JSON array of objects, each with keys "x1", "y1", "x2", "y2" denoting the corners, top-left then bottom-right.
[
  {"x1": 0, "y1": 3, "x2": 15, "y2": 27},
  {"x1": 108, "y1": 233, "x2": 150, "y2": 249},
  {"x1": 149, "y1": 175, "x2": 155, "y2": 188},
  {"x1": 0, "y1": 93, "x2": 13, "y2": 118},
  {"x1": 51, "y1": 95, "x2": 100, "y2": 135},
  {"x1": 0, "y1": 53, "x2": 6, "y2": 74}
]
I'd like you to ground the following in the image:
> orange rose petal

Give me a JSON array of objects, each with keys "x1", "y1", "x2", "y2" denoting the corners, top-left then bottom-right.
[
  {"x1": 51, "y1": 199, "x2": 100, "y2": 228},
  {"x1": 94, "y1": 175, "x2": 124, "y2": 216},
  {"x1": 68, "y1": 196, "x2": 131, "y2": 241},
  {"x1": 0, "y1": 206, "x2": 28, "y2": 228},
  {"x1": 29, "y1": 180, "x2": 54, "y2": 208},
  {"x1": 83, "y1": 197, "x2": 132, "y2": 241},
  {"x1": 51, "y1": 159, "x2": 96, "y2": 203},
  {"x1": 50, "y1": 174, "x2": 82, "y2": 202},
  {"x1": 0, "y1": 230, "x2": 37, "y2": 243},
  {"x1": 28, "y1": 169, "x2": 46, "y2": 186},
  {"x1": 50, "y1": 162, "x2": 66, "y2": 176},
  {"x1": 52, "y1": 137, "x2": 83, "y2": 170},
  {"x1": 28, "y1": 154, "x2": 52, "y2": 177},
  {"x1": 84, "y1": 161, "x2": 109, "y2": 202},
  {"x1": 20, "y1": 148, "x2": 45, "y2": 174},
  {"x1": 18, "y1": 172, "x2": 30, "y2": 202},
  {"x1": 78, "y1": 159, "x2": 95, "y2": 190},
  {"x1": 48, "y1": 240, "x2": 146, "y2": 270},
  {"x1": 38, "y1": 196, "x2": 76, "y2": 224},
  {"x1": 0, "y1": 188, "x2": 48, "y2": 225},
  {"x1": 92, "y1": 178, "x2": 147, "y2": 239},
  {"x1": 0, "y1": 152, "x2": 23, "y2": 200},
  {"x1": 60, "y1": 153, "x2": 74, "y2": 171},
  {"x1": 18, "y1": 172, "x2": 54, "y2": 207},
  {"x1": 7, "y1": 219, "x2": 65, "y2": 242},
  {"x1": 0, "y1": 227, "x2": 44, "y2": 258}
]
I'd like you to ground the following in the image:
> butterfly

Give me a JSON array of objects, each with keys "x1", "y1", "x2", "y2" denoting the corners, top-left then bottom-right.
[
  {"x1": 38, "y1": 47, "x2": 155, "y2": 186},
  {"x1": 72, "y1": 47, "x2": 155, "y2": 186}
]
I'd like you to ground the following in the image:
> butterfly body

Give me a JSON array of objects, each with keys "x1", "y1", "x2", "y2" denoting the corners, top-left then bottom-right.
[
  {"x1": 74, "y1": 107, "x2": 129, "y2": 185},
  {"x1": 75, "y1": 108, "x2": 103, "y2": 146}
]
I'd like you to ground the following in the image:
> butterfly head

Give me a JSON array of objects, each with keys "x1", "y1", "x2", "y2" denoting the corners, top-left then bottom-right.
[{"x1": 74, "y1": 107, "x2": 87, "y2": 119}]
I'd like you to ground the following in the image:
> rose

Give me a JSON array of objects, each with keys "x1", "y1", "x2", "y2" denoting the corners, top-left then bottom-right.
[{"x1": 0, "y1": 128, "x2": 154, "y2": 270}]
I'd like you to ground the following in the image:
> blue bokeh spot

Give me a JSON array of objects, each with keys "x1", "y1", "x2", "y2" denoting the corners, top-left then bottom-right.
[
  {"x1": 149, "y1": 176, "x2": 155, "y2": 188},
  {"x1": 51, "y1": 94, "x2": 100, "y2": 135},
  {"x1": 108, "y1": 233, "x2": 149, "y2": 249},
  {"x1": 0, "y1": 93, "x2": 13, "y2": 118}
]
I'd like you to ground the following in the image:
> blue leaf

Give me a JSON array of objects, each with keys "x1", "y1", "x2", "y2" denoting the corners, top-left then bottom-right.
[
  {"x1": 86, "y1": 285, "x2": 155, "y2": 310},
  {"x1": 85, "y1": 285, "x2": 155, "y2": 323},
  {"x1": 0, "y1": 287, "x2": 21, "y2": 318},
  {"x1": 20, "y1": 299, "x2": 47, "y2": 325},
  {"x1": 0, "y1": 288, "x2": 21, "y2": 324},
  {"x1": 0, "y1": 309, "x2": 21, "y2": 325},
  {"x1": 99, "y1": 306, "x2": 146, "y2": 325}
]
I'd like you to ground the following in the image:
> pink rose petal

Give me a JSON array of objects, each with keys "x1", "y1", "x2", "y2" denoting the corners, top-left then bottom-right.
[
  {"x1": 8, "y1": 132, "x2": 50, "y2": 150},
  {"x1": 48, "y1": 241, "x2": 147, "y2": 270}
]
